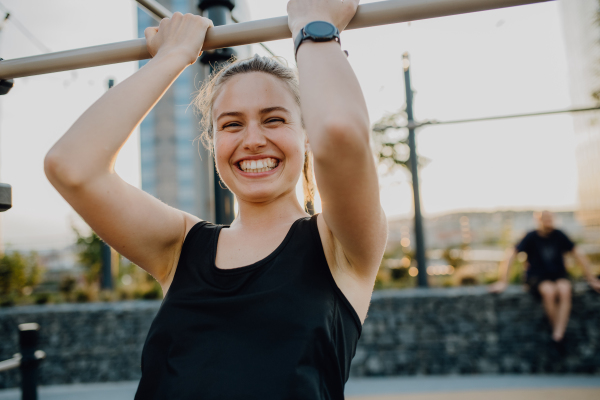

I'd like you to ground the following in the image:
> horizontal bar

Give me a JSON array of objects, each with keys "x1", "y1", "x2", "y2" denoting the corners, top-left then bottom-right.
[
  {"x1": 0, "y1": 355, "x2": 21, "y2": 372},
  {"x1": 0, "y1": 0, "x2": 551, "y2": 80},
  {"x1": 135, "y1": 0, "x2": 279, "y2": 58},
  {"x1": 375, "y1": 106, "x2": 600, "y2": 131},
  {"x1": 422, "y1": 106, "x2": 600, "y2": 127}
]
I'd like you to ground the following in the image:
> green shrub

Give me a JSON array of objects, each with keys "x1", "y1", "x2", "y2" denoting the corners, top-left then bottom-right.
[
  {"x1": 0, "y1": 251, "x2": 44, "y2": 305},
  {"x1": 35, "y1": 292, "x2": 51, "y2": 305}
]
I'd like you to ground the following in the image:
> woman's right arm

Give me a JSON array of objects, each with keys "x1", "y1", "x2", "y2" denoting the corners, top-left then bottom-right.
[{"x1": 44, "y1": 13, "x2": 212, "y2": 288}]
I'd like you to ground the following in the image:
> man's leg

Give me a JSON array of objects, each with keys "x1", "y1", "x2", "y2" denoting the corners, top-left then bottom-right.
[
  {"x1": 538, "y1": 280, "x2": 558, "y2": 328},
  {"x1": 553, "y1": 279, "x2": 572, "y2": 342}
]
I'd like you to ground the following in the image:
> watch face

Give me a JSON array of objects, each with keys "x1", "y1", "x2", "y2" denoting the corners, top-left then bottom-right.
[{"x1": 305, "y1": 21, "x2": 336, "y2": 38}]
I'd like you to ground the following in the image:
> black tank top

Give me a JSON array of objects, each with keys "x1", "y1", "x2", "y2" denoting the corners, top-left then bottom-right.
[{"x1": 134, "y1": 215, "x2": 362, "y2": 400}]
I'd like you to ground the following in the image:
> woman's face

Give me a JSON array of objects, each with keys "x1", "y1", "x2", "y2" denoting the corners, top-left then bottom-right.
[{"x1": 211, "y1": 72, "x2": 305, "y2": 205}]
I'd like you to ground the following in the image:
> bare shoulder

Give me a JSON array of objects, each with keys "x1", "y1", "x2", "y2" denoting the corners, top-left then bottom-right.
[
  {"x1": 316, "y1": 214, "x2": 378, "y2": 325},
  {"x1": 160, "y1": 212, "x2": 203, "y2": 296}
]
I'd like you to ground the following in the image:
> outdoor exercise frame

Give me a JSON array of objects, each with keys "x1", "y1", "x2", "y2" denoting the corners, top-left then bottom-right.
[{"x1": 0, "y1": 0, "x2": 551, "y2": 80}]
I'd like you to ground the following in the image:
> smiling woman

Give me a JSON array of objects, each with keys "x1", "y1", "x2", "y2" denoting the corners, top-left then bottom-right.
[
  {"x1": 42, "y1": 1, "x2": 387, "y2": 399},
  {"x1": 193, "y1": 56, "x2": 315, "y2": 208}
]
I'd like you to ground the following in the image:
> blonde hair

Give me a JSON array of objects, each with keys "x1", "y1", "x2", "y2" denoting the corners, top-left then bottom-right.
[{"x1": 192, "y1": 54, "x2": 315, "y2": 208}]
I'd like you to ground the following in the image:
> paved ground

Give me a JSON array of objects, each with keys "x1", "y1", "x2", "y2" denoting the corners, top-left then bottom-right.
[
  {"x1": 344, "y1": 375, "x2": 600, "y2": 399},
  {"x1": 0, "y1": 375, "x2": 599, "y2": 399}
]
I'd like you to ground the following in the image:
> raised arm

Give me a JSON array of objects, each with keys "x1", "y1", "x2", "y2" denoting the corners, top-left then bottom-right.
[
  {"x1": 44, "y1": 13, "x2": 212, "y2": 289},
  {"x1": 288, "y1": 0, "x2": 387, "y2": 281},
  {"x1": 571, "y1": 247, "x2": 600, "y2": 293}
]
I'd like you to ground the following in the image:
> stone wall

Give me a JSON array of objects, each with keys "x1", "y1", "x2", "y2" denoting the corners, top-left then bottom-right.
[
  {"x1": 0, "y1": 301, "x2": 160, "y2": 389},
  {"x1": 1, "y1": 285, "x2": 599, "y2": 389},
  {"x1": 350, "y1": 284, "x2": 600, "y2": 376}
]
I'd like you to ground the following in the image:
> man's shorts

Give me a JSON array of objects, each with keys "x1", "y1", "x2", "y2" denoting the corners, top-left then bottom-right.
[{"x1": 525, "y1": 271, "x2": 569, "y2": 299}]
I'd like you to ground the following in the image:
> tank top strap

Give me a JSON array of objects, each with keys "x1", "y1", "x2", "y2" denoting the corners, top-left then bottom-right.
[{"x1": 166, "y1": 220, "x2": 218, "y2": 295}]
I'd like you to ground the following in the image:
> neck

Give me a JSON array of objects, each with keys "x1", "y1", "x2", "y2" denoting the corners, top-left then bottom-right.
[
  {"x1": 537, "y1": 227, "x2": 553, "y2": 237},
  {"x1": 232, "y1": 189, "x2": 309, "y2": 230}
]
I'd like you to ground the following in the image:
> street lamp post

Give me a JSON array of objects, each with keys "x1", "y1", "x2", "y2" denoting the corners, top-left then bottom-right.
[
  {"x1": 198, "y1": 0, "x2": 236, "y2": 225},
  {"x1": 403, "y1": 53, "x2": 428, "y2": 287}
]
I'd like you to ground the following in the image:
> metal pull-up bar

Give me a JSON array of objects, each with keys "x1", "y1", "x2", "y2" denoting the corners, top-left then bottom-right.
[{"x1": 0, "y1": 0, "x2": 550, "y2": 80}]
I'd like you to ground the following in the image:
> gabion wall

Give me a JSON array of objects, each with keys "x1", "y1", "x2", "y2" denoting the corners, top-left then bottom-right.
[
  {"x1": 1, "y1": 285, "x2": 599, "y2": 389},
  {"x1": 350, "y1": 284, "x2": 600, "y2": 376}
]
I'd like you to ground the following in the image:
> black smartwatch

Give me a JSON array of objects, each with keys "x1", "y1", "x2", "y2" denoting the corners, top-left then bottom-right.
[{"x1": 294, "y1": 21, "x2": 342, "y2": 60}]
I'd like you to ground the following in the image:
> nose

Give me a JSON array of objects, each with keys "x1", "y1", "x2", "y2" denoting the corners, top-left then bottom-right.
[{"x1": 242, "y1": 121, "x2": 267, "y2": 152}]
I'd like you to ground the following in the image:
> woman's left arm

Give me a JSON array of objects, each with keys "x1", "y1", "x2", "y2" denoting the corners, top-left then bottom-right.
[{"x1": 289, "y1": 0, "x2": 387, "y2": 279}]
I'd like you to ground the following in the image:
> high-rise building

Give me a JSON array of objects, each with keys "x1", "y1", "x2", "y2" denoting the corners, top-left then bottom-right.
[
  {"x1": 559, "y1": 0, "x2": 600, "y2": 241},
  {"x1": 136, "y1": 0, "x2": 251, "y2": 221}
]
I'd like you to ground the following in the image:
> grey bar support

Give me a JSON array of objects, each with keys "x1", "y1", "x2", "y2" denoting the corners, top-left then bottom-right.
[
  {"x1": 0, "y1": 0, "x2": 551, "y2": 79},
  {"x1": 0, "y1": 183, "x2": 11, "y2": 212},
  {"x1": 136, "y1": 0, "x2": 173, "y2": 20}
]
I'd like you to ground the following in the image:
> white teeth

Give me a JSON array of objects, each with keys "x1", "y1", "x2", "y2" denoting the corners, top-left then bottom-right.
[{"x1": 239, "y1": 157, "x2": 279, "y2": 173}]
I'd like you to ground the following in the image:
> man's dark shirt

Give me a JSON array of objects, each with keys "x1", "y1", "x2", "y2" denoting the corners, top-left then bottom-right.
[{"x1": 516, "y1": 229, "x2": 575, "y2": 280}]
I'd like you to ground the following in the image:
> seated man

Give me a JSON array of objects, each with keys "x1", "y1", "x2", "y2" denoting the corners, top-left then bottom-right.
[{"x1": 490, "y1": 211, "x2": 600, "y2": 343}]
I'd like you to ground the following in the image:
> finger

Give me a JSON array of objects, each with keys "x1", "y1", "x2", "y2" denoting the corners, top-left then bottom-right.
[{"x1": 144, "y1": 26, "x2": 158, "y2": 42}]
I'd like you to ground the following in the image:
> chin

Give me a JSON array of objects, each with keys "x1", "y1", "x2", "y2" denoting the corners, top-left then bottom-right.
[{"x1": 233, "y1": 184, "x2": 294, "y2": 204}]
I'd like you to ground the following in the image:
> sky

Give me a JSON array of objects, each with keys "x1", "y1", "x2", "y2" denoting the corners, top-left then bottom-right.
[{"x1": 0, "y1": 0, "x2": 583, "y2": 251}]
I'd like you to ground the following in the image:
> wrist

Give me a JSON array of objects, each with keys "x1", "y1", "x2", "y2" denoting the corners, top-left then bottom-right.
[
  {"x1": 151, "y1": 48, "x2": 197, "y2": 69},
  {"x1": 290, "y1": 18, "x2": 336, "y2": 38}
]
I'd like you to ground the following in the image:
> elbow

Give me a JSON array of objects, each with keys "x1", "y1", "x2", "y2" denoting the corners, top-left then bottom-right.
[
  {"x1": 311, "y1": 118, "x2": 371, "y2": 161},
  {"x1": 44, "y1": 150, "x2": 85, "y2": 189}
]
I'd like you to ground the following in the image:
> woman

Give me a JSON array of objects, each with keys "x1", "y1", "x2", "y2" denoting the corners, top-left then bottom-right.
[{"x1": 44, "y1": 0, "x2": 386, "y2": 398}]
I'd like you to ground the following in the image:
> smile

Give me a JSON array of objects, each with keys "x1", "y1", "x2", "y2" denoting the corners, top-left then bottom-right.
[{"x1": 237, "y1": 157, "x2": 280, "y2": 173}]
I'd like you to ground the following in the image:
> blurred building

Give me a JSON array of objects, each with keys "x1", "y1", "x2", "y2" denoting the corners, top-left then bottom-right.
[
  {"x1": 136, "y1": 0, "x2": 251, "y2": 221},
  {"x1": 559, "y1": 0, "x2": 600, "y2": 242},
  {"x1": 388, "y1": 210, "x2": 584, "y2": 250}
]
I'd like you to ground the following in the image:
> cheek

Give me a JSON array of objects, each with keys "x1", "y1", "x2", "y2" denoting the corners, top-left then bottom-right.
[{"x1": 213, "y1": 134, "x2": 236, "y2": 172}]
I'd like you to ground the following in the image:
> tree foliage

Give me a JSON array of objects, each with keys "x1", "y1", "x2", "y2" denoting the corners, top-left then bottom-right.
[
  {"x1": 73, "y1": 227, "x2": 104, "y2": 285},
  {"x1": 371, "y1": 110, "x2": 429, "y2": 176},
  {"x1": 0, "y1": 251, "x2": 43, "y2": 300}
]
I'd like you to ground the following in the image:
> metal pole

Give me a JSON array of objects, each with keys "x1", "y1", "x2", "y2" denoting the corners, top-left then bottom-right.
[
  {"x1": 403, "y1": 53, "x2": 428, "y2": 287},
  {"x1": 100, "y1": 241, "x2": 113, "y2": 290},
  {"x1": 0, "y1": 0, "x2": 551, "y2": 80},
  {"x1": 135, "y1": 0, "x2": 173, "y2": 20},
  {"x1": 98, "y1": 79, "x2": 115, "y2": 289},
  {"x1": 18, "y1": 323, "x2": 45, "y2": 400},
  {"x1": 199, "y1": 0, "x2": 236, "y2": 225}
]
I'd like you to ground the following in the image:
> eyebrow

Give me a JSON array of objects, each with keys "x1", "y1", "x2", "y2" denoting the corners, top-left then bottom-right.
[{"x1": 216, "y1": 107, "x2": 291, "y2": 122}]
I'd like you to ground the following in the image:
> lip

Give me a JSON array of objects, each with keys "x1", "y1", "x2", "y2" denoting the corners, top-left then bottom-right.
[{"x1": 234, "y1": 158, "x2": 282, "y2": 178}]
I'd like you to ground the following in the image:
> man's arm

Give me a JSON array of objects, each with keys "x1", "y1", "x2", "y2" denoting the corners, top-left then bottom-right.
[
  {"x1": 489, "y1": 248, "x2": 517, "y2": 293},
  {"x1": 571, "y1": 247, "x2": 600, "y2": 293}
]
